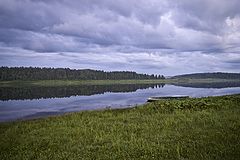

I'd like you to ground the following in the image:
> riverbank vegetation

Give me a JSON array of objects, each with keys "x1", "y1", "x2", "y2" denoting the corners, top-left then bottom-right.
[
  {"x1": 0, "y1": 94, "x2": 239, "y2": 159},
  {"x1": 1, "y1": 67, "x2": 239, "y2": 88},
  {"x1": 1, "y1": 78, "x2": 240, "y2": 88}
]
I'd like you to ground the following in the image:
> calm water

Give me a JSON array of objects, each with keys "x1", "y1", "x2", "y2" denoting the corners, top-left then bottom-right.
[{"x1": 1, "y1": 82, "x2": 240, "y2": 122}]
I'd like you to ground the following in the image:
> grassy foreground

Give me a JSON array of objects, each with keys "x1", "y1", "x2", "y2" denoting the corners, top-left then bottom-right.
[{"x1": 0, "y1": 95, "x2": 240, "y2": 159}]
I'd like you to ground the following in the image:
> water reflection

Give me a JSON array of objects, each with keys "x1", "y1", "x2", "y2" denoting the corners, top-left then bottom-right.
[
  {"x1": 172, "y1": 81, "x2": 240, "y2": 88},
  {"x1": 1, "y1": 81, "x2": 240, "y2": 101},
  {"x1": 0, "y1": 83, "x2": 165, "y2": 101},
  {"x1": 0, "y1": 82, "x2": 240, "y2": 122}
]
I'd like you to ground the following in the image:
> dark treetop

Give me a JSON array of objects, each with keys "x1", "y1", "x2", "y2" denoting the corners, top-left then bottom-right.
[{"x1": 0, "y1": 67, "x2": 165, "y2": 81}]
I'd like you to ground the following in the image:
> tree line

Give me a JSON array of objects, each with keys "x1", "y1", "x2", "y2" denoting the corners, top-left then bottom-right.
[
  {"x1": 172, "y1": 72, "x2": 240, "y2": 79},
  {"x1": 0, "y1": 67, "x2": 165, "y2": 81}
]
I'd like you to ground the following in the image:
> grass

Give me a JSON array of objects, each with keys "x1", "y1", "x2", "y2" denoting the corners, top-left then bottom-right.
[
  {"x1": 0, "y1": 78, "x2": 239, "y2": 88},
  {"x1": 0, "y1": 94, "x2": 240, "y2": 159}
]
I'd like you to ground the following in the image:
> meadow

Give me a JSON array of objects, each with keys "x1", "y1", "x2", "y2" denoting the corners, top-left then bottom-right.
[{"x1": 0, "y1": 94, "x2": 239, "y2": 159}]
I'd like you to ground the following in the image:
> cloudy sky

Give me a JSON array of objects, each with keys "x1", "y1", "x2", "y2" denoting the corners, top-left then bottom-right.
[{"x1": 0, "y1": 0, "x2": 240, "y2": 75}]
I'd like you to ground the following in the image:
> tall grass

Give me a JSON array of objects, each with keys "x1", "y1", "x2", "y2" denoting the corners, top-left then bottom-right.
[{"x1": 0, "y1": 94, "x2": 240, "y2": 159}]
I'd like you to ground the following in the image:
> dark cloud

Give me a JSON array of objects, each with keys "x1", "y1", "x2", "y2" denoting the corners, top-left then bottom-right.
[
  {"x1": 0, "y1": 0, "x2": 239, "y2": 75},
  {"x1": 0, "y1": 0, "x2": 60, "y2": 31},
  {"x1": 173, "y1": 0, "x2": 240, "y2": 33}
]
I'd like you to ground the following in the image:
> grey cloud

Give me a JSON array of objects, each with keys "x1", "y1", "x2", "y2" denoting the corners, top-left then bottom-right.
[
  {"x1": 173, "y1": 0, "x2": 240, "y2": 33},
  {"x1": 0, "y1": 29, "x2": 82, "y2": 52},
  {"x1": 1, "y1": 0, "x2": 239, "y2": 52},
  {"x1": 225, "y1": 59, "x2": 240, "y2": 64},
  {"x1": 0, "y1": 0, "x2": 61, "y2": 31},
  {"x1": 0, "y1": 47, "x2": 239, "y2": 75},
  {"x1": 0, "y1": 0, "x2": 239, "y2": 75}
]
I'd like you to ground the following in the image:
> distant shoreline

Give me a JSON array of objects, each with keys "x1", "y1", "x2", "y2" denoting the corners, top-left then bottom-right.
[{"x1": 0, "y1": 78, "x2": 240, "y2": 88}]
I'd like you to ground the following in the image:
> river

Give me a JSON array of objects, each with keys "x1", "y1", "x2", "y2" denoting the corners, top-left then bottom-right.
[{"x1": 1, "y1": 82, "x2": 240, "y2": 122}]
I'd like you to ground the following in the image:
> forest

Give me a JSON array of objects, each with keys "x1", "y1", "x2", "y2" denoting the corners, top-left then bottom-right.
[
  {"x1": 172, "y1": 72, "x2": 240, "y2": 79},
  {"x1": 0, "y1": 67, "x2": 165, "y2": 81}
]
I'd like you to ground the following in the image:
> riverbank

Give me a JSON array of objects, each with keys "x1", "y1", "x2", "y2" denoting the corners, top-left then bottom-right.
[
  {"x1": 0, "y1": 94, "x2": 239, "y2": 159},
  {"x1": 0, "y1": 78, "x2": 240, "y2": 88}
]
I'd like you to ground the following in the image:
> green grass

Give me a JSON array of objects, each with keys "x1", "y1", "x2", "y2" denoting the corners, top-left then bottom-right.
[
  {"x1": 0, "y1": 94, "x2": 240, "y2": 159},
  {"x1": 0, "y1": 78, "x2": 239, "y2": 88}
]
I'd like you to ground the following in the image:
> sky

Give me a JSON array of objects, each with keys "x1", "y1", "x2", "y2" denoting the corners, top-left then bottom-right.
[{"x1": 0, "y1": 0, "x2": 240, "y2": 76}]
